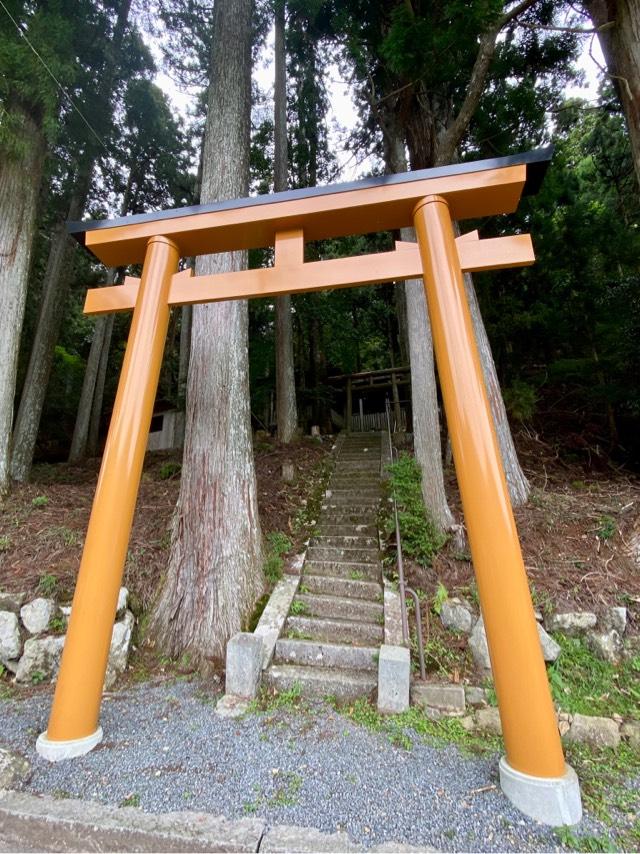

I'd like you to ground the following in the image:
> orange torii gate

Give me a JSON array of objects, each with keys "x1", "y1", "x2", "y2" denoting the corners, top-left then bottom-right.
[{"x1": 36, "y1": 149, "x2": 581, "y2": 825}]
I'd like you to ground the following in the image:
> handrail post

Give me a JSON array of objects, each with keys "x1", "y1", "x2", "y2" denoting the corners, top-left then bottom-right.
[
  {"x1": 37, "y1": 236, "x2": 179, "y2": 760},
  {"x1": 413, "y1": 195, "x2": 581, "y2": 824}
]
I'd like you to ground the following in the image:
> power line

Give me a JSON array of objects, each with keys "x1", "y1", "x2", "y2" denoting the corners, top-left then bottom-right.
[{"x1": 0, "y1": 0, "x2": 110, "y2": 153}]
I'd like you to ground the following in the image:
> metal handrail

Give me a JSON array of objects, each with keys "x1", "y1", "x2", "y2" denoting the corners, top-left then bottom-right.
[{"x1": 384, "y1": 399, "x2": 427, "y2": 680}]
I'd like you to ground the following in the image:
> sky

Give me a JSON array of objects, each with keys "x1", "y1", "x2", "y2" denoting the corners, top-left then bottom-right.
[{"x1": 153, "y1": 18, "x2": 607, "y2": 185}]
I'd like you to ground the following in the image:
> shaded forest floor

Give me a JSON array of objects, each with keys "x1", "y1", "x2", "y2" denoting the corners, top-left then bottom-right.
[{"x1": 1, "y1": 428, "x2": 638, "y2": 656}]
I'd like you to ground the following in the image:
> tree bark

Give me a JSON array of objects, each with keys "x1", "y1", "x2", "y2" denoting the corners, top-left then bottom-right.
[
  {"x1": 274, "y1": 0, "x2": 297, "y2": 442},
  {"x1": 150, "y1": 0, "x2": 264, "y2": 664},
  {"x1": 87, "y1": 312, "x2": 115, "y2": 457},
  {"x1": 69, "y1": 312, "x2": 109, "y2": 463},
  {"x1": 584, "y1": 0, "x2": 640, "y2": 189},
  {"x1": 10, "y1": 169, "x2": 91, "y2": 480},
  {"x1": 177, "y1": 304, "x2": 192, "y2": 408},
  {"x1": 0, "y1": 108, "x2": 45, "y2": 496}
]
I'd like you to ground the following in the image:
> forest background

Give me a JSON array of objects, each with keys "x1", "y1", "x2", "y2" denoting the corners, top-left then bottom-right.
[{"x1": 1, "y1": 0, "x2": 639, "y2": 661}]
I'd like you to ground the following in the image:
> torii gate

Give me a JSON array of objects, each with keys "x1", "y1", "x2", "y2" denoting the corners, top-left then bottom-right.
[{"x1": 36, "y1": 148, "x2": 581, "y2": 826}]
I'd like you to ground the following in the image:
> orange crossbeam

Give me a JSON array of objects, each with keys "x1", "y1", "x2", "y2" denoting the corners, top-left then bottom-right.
[{"x1": 83, "y1": 232, "x2": 534, "y2": 316}]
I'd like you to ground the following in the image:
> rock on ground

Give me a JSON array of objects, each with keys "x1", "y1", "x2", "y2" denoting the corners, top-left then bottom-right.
[
  {"x1": 14, "y1": 636, "x2": 65, "y2": 684},
  {"x1": 440, "y1": 599, "x2": 474, "y2": 635},
  {"x1": 0, "y1": 748, "x2": 30, "y2": 789},
  {"x1": 104, "y1": 610, "x2": 135, "y2": 690},
  {"x1": 20, "y1": 598, "x2": 56, "y2": 635},
  {"x1": 468, "y1": 617, "x2": 559, "y2": 674},
  {"x1": 545, "y1": 612, "x2": 596, "y2": 636},
  {"x1": 0, "y1": 593, "x2": 26, "y2": 614},
  {"x1": 585, "y1": 629, "x2": 622, "y2": 664},
  {"x1": 567, "y1": 713, "x2": 620, "y2": 749},
  {"x1": 0, "y1": 611, "x2": 21, "y2": 663}
]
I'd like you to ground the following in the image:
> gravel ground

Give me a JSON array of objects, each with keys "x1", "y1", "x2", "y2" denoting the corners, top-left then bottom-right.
[{"x1": 0, "y1": 680, "x2": 625, "y2": 852}]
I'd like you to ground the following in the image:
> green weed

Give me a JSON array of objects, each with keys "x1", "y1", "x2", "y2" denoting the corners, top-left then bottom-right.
[
  {"x1": 432, "y1": 581, "x2": 449, "y2": 615},
  {"x1": 597, "y1": 515, "x2": 616, "y2": 540},
  {"x1": 49, "y1": 614, "x2": 66, "y2": 633},
  {"x1": 555, "y1": 826, "x2": 617, "y2": 852},
  {"x1": 37, "y1": 573, "x2": 58, "y2": 597},
  {"x1": 158, "y1": 461, "x2": 182, "y2": 480},
  {"x1": 264, "y1": 531, "x2": 293, "y2": 585},
  {"x1": 31, "y1": 495, "x2": 49, "y2": 508},
  {"x1": 0, "y1": 534, "x2": 11, "y2": 551},
  {"x1": 349, "y1": 570, "x2": 364, "y2": 580},
  {"x1": 548, "y1": 634, "x2": 639, "y2": 719},
  {"x1": 289, "y1": 599, "x2": 309, "y2": 616},
  {"x1": 384, "y1": 453, "x2": 447, "y2": 566},
  {"x1": 119, "y1": 793, "x2": 141, "y2": 808},
  {"x1": 250, "y1": 682, "x2": 304, "y2": 713},
  {"x1": 30, "y1": 670, "x2": 46, "y2": 685}
]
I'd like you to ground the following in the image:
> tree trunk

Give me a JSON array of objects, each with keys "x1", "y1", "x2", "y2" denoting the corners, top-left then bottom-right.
[
  {"x1": 151, "y1": 0, "x2": 264, "y2": 664},
  {"x1": 10, "y1": 170, "x2": 91, "y2": 480},
  {"x1": 87, "y1": 312, "x2": 115, "y2": 457},
  {"x1": 274, "y1": 0, "x2": 297, "y2": 442},
  {"x1": 585, "y1": 0, "x2": 640, "y2": 189},
  {"x1": 382, "y1": 117, "x2": 454, "y2": 530},
  {"x1": 0, "y1": 109, "x2": 45, "y2": 496},
  {"x1": 69, "y1": 314, "x2": 108, "y2": 463},
  {"x1": 177, "y1": 304, "x2": 192, "y2": 408}
]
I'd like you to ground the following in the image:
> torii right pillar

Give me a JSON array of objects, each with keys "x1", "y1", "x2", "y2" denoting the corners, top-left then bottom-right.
[{"x1": 413, "y1": 195, "x2": 582, "y2": 826}]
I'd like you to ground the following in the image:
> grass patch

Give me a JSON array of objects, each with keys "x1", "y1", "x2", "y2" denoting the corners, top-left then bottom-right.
[
  {"x1": 332, "y1": 698, "x2": 501, "y2": 756},
  {"x1": 289, "y1": 599, "x2": 309, "y2": 616},
  {"x1": 384, "y1": 453, "x2": 447, "y2": 566},
  {"x1": 37, "y1": 572, "x2": 58, "y2": 597},
  {"x1": 263, "y1": 531, "x2": 293, "y2": 585},
  {"x1": 158, "y1": 461, "x2": 182, "y2": 480},
  {"x1": 247, "y1": 593, "x2": 270, "y2": 632},
  {"x1": 548, "y1": 634, "x2": 640, "y2": 720},
  {"x1": 249, "y1": 682, "x2": 306, "y2": 713},
  {"x1": 31, "y1": 495, "x2": 49, "y2": 508},
  {"x1": 0, "y1": 534, "x2": 11, "y2": 551},
  {"x1": 293, "y1": 458, "x2": 332, "y2": 535}
]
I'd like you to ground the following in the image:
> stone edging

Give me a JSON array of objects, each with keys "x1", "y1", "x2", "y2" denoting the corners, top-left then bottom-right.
[
  {"x1": 0, "y1": 789, "x2": 435, "y2": 853},
  {"x1": 411, "y1": 682, "x2": 639, "y2": 751}
]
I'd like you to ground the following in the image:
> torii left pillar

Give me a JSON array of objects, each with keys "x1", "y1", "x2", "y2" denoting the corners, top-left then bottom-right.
[{"x1": 36, "y1": 236, "x2": 179, "y2": 759}]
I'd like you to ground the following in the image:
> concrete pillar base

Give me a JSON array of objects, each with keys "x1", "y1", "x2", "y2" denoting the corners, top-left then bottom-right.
[
  {"x1": 499, "y1": 757, "x2": 582, "y2": 826},
  {"x1": 36, "y1": 727, "x2": 103, "y2": 762}
]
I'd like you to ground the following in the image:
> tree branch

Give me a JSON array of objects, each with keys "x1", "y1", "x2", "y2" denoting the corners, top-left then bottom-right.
[{"x1": 435, "y1": 0, "x2": 538, "y2": 165}]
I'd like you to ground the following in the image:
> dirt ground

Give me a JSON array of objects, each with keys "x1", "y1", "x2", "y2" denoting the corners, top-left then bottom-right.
[
  {"x1": 1, "y1": 428, "x2": 638, "y2": 626},
  {"x1": 0, "y1": 436, "x2": 331, "y2": 611}
]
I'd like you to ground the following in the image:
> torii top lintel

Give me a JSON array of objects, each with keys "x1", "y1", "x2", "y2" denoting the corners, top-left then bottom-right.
[{"x1": 68, "y1": 148, "x2": 552, "y2": 268}]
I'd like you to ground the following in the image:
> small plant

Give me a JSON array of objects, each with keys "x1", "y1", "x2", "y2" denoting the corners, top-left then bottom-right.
[
  {"x1": 555, "y1": 826, "x2": 616, "y2": 853},
  {"x1": 37, "y1": 573, "x2": 58, "y2": 597},
  {"x1": 286, "y1": 628, "x2": 312, "y2": 640},
  {"x1": 31, "y1": 670, "x2": 46, "y2": 685},
  {"x1": 0, "y1": 534, "x2": 11, "y2": 551},
  {"x1": 158, "y1": 461, "x2": 182, "y2": 480},
  {"x1": 385, "y1": 453, "x2": 447, "y2": 566},
  {"x1": 289, "y1": 599, "x2": 309, "y2": 616},
  {"x1": 298, "y1": 583, "x2": 310, "y2": 594},
  {"x1": 49, "y1": 614, "x2": 66, "y2": 633},
  {"x1": 31, "y1": 495, "x2": 49, "y2": 508},
  {"x1": 268, "y1": 771, "x2": 302, "y2": 807},
  {"x1": 349, "y1": 570, "x2": 364, "y2": 580},
  {"x1": 597, "y1": 515, "x2": 616, "y2": 540},
  {"x1": 432, "y1": 581, "x2": 448, "y2": 615},
  {"x1": 119, "y1": 793, "x2": 141, "y2": 808},
  {"x1": 263, "y1": 531, "x2": 293, "y2": 585},
  {"x1": 0, "y1": 664, "x2": 5, "y2": 678}
]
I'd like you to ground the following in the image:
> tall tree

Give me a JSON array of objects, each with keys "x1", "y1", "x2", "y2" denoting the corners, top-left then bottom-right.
[
  {"x1": 582, "y1": 1, "x2": 640, "y2": 189},
  {"x1": 151, "y1": 0, "x2": 264, "y2": 663},
  {"x1": 274, "y1": 0, "x2": 298, "y2": 442},
  {"x1": 10, "y1": 0, "x2": 134, "y2": 481},
  {"x1": 0, "y1": 0, "x2": 83, "y2": 495}
]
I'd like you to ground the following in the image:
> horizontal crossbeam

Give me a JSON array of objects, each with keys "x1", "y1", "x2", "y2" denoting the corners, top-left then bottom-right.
[{"x1": 83, "y1": 232, "x2": 534, "y2": 316}]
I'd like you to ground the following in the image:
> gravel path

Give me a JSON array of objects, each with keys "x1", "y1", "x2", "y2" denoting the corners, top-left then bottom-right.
[{"x1": 0, "y1": 680, "x2": 621, "y2": 852}]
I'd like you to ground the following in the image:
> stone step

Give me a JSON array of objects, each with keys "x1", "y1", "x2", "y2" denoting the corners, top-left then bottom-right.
[
  {"x1": 323, "y1": 494, "x2": 381, "y2": 504},
  {"x1": 302, "y1": 572, "x2": 382, "y2": 601},
  {"x1": 316, "y1": 524, "x2": 378, "y2": 538},
  {"x1": 285, "y1": 615, "x2": 384, "y2": 645},
  {"x1": 306, "y1": 545, "x2": 380, "y2": 563},
  {"x1": 264, "y1": 663, "x2": 377, "y2": 702},
  {"x1": 274, "y1": 638, "x2": 379, "y2": 671},
  {"x1": 321, "y1": 502, "x2": 381, "y2": 514},
  {"x1": 320, "y1": 513, "x2": 380, "y2": 527},
  {"x1": 310, "y1": 535, "x2": 379, "y2": 549},
  {"x1": 329, "y1": 478, "x2": 380, "y2": 487},
  {"x1": 294, "y1": 592, "x2": 383, "y2": 623},
  {"x1": 304, "y1": 561, "x2": 382, "y2": 582}
]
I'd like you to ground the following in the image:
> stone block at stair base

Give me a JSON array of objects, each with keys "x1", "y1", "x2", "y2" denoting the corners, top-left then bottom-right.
[
  {"x1": 411, "y1": 683, "x2": 465, "y2": 712},
  {"x1": 225, "y1": 633, "x2": 262, "y2": 699},
  {"x1": 378, "y1": 644, "x2": 410, "y2": 714}
]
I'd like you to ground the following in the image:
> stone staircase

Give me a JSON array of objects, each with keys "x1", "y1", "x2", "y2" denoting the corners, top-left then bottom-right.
[{"x1": 265, "y1": 433, "x2": 385, "y2": 702}]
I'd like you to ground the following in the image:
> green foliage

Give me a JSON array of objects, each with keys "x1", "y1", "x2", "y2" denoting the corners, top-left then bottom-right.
[
  {"x1": 158, "y1": 461, "x2": 182, "y2": 480},
  {"x1": 432, "y1": 582, "x2": 448, "y2": 616},
  {"x1": 30, "y1": 670, "x2": 45, "y2": 685},
  {"x1": 31, "y1": 495, "x2": 48, "y2": 508},
  {"x1": 385, "y1": 453, "x2": 447, "y2": 566},
  {"x1": 0, "y1": 535, "x2": 11, "y2": 552},
  {"x1": 503, "y1": 379, "x2": 538, "y2": 422},
  {"x1": 119, "y1": 793, "x2": 141, "y2": 808},
  {"x1": 548, "y1": 634, "x2": 640, "y2": 720},
  {"x1": 263, "y1": 531, "x2": 293, "y2": 585},
  {"x1": 37, "y1": 573, "x2": 57, "y2": 597},
  {"x1": 555, "y1": 826, "x2": 617, "y2": 853},
  {"x1": 49, "y1": 614, "x2": 66, "y2": 633},
  {"x1": 596, "y1": 516, "x2": 616, "y2": 541},
  {"x1": 289, "y1": 599, "x2": 309, "y2": 616}
]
